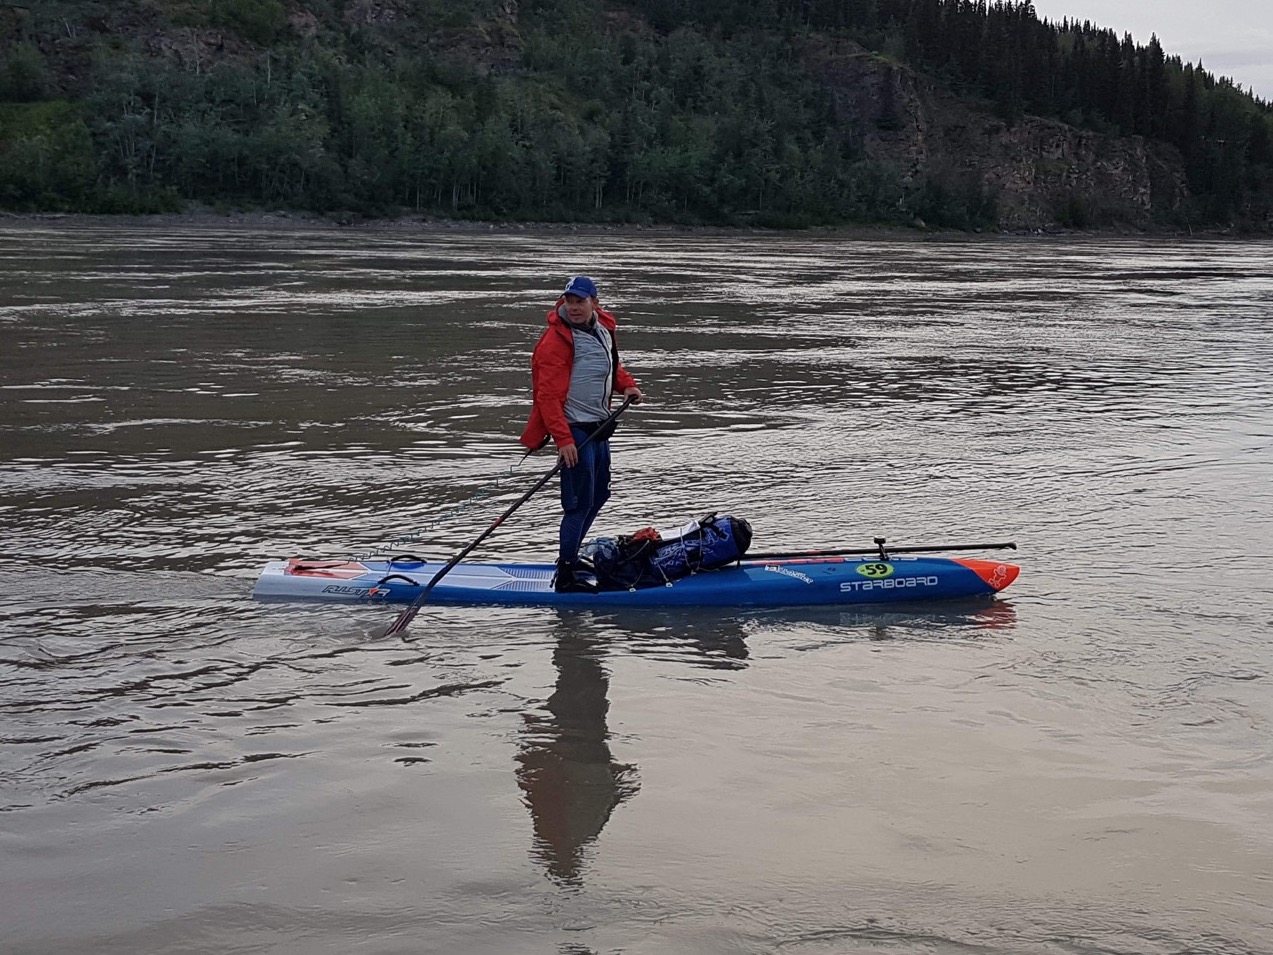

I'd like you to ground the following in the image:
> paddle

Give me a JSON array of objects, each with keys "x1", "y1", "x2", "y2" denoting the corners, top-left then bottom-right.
[
  {"x1": 381, "y1": 397, "x2": 635, "y2": 636},
  {"x1": 744, "y1": 540, "x2": 1017, "y2": 561}
]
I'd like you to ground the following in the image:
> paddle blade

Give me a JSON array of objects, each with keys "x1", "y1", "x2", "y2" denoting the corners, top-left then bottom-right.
[{"x1": 382, "y1": 606, "x2": 419, "y2": 636}]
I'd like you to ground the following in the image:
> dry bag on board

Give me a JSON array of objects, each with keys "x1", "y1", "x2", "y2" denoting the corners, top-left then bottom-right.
[{"x1": 581, "y1": 513, "x2": 753, "y2": 591}]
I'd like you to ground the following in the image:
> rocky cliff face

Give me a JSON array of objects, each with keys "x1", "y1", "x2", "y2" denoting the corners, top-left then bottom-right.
[{"x1": 810, "y1": 41, "x2": 1188, "y2": 230}]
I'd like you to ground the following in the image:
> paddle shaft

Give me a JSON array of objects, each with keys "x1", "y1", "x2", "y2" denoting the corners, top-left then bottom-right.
[
  {"x1": 745, "y1": 541, "x2": 1017, "y2": 561},
  {"x1": 383, "y1": 398, "x2": 633, "y2": 635}
]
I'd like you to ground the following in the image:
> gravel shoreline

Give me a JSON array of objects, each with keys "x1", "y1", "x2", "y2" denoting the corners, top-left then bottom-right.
[{"x1": 0, "y1": 207, "x2": 1241, "y2": 239}]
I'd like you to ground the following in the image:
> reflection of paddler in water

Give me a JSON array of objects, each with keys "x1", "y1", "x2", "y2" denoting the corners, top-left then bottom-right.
[
  {"x1": 515, "y1": 619, "x2": 639, "y2": 884},
  {"x1": 515, "y1": 611, "x2": 751, "y2": 882}
]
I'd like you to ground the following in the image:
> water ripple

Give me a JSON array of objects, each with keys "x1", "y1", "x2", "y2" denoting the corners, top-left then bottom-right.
[{"x1": 2, "y1": 225, "x2": 1271, "y2": 955}]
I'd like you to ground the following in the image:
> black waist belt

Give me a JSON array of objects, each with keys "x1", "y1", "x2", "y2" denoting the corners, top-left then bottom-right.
[{"x1": 569, "y1": 418, "x2": 617, "y2": 441}]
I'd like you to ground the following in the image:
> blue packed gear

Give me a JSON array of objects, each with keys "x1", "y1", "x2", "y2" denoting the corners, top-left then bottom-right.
[{"x1": 580, "y1": 513, "x2": 754, "y2": 591}]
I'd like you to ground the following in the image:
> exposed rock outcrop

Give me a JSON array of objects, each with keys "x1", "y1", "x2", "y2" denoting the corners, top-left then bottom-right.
[{"x1": 810, "y1": 41, "x2": 1188, "y2": 229}]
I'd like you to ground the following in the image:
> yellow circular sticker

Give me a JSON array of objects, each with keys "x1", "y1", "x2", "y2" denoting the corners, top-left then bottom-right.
[{"x1": 856, "y1": 562, "x2": 895, "y2": 579}]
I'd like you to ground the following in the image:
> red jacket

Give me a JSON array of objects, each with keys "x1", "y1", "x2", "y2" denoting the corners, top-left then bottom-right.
[{"x1": 520, "y1": 302, "x2": 638, "y2": 451}]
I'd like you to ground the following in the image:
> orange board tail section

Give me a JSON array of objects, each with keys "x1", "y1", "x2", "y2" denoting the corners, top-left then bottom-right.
[{"x1": 953, "y1": 558, "x2": 1020, "y2": 592}]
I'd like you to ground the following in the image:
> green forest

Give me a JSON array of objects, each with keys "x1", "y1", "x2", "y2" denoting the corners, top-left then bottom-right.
[{"x1": 1, "y1": 0, "x2": 1271, "y2": 229}]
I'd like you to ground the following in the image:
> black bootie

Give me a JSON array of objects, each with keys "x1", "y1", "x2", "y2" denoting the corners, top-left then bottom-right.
[{"x1": 553, "y1": 559, "x2": 597, "y2": 594}]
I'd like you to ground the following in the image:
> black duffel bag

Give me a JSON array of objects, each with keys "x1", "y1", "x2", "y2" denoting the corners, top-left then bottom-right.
[{"x1": 581, "y1": 513, "x2": 753, "y2": 591}]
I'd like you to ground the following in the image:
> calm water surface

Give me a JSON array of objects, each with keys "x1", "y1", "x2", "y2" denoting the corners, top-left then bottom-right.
[{"x1": 1, "y1": 222, "x2": 1271, "y2": 954}]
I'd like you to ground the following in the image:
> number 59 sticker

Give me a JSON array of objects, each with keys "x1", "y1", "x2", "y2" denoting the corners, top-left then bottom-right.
[{"x1": 856, "y1": 562, "x2": 894, "y2": 579}]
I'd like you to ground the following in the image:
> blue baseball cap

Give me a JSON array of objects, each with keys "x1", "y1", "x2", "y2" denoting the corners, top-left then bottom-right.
[{"x1": 562, "y1": 275, "x2": 598, "y2": 298}]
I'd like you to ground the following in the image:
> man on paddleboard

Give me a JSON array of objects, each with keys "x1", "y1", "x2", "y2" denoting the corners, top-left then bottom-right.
[{"x1": 521, "y1": 276, "x2": 643, "y2": 593}]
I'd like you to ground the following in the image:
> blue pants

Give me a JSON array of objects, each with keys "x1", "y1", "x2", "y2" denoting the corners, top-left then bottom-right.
[{"x1": 558, "y1": 425, "x2": 611, "y2": 563}]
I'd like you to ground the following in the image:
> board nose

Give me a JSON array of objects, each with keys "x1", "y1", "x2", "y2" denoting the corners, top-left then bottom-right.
[{"x1": 952, "y1": 558, "x2": 1020, "y2": 592}]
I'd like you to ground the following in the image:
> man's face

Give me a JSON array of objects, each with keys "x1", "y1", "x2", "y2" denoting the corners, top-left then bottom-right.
[{"x1": 563, "y1": 294, "x2": 595, "y2": 324}]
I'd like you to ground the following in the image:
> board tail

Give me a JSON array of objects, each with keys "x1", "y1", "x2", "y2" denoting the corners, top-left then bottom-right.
[{"x1": 952, "y1": 558, "x2": 1020, "y2": 592}]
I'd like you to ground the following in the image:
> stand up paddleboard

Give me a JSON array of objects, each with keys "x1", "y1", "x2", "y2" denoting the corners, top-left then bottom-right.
[{"x1": 253, "y1": 539, "x2": 1019, "y2": 609}]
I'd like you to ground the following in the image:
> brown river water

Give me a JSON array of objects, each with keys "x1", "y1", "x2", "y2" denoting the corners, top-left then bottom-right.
[{"x1": 1, "y1": 222, "x2": 1271, "y2": 954}]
